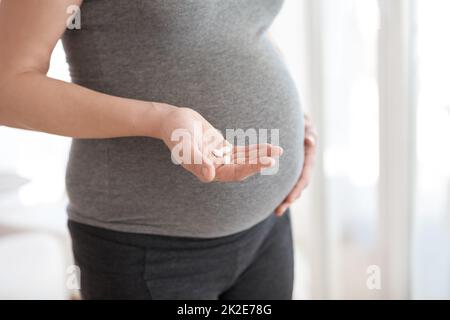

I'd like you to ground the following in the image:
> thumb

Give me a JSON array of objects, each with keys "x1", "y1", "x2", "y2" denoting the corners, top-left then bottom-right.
[{"x1": 192, "y1": 148, "x2": 216, "y2": 183}]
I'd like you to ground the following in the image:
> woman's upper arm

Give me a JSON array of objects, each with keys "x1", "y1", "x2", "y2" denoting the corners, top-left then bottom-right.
[{"x1": 0, "y1": 0, "x2": 82, "y2": 75}]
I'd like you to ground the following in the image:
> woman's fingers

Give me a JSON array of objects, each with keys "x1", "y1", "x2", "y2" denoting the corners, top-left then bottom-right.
[
  {"x1": 184, "y1": 141, "x2": 283, "y2": 183},
  {"x1": 233, "y1": 144, "x2": 284, "y2": 158},
  {"x1": 183, "y1": 143, "x2": 216, "y2": 183},
  {"x1": 277, "y1": 183, "x2": 304, "y2": 216},
  {"x1": 290, "y1": 134, "x2": 316, "y2": 193},
  {"x1": 275, "y1": 201, "x2": 291, "y2": 216},
  {"x1": 283, "y1": 118, "x2": 317, "y2": 200},
  {"x1": 215, "y1": 155, "x2": 277, "y2": 182},
  {"x1": 273, "y1": 114, "x2": 318, "y2": 216},
  {"x1": 276, "y1": 140, "x2": 314, "y2": 211},
  {"x1": 286, "y1": 181, "x2": 303, "y2": 203},
  {"x1": 212, "y1": 143, "x2": 282, "y2": 167},
  {"x1": 230, "y1": 145, "x2": 283, "y2": 166},
  {"x1": 199, "y1": 155, "x2": 216, "y2": 182}
]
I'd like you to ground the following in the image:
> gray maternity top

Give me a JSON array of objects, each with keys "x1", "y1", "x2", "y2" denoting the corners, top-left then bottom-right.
[{"x1": 62, "y1": 0, "x2": 304, "y2": 238}]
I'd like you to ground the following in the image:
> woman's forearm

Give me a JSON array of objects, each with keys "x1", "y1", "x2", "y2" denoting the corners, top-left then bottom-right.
[
  {"x1": 0, "y1": 0, "x2": 171, "y2": 140},
  {"x1": 0, "y1": 71, "x2": 175, "y2": 139}
]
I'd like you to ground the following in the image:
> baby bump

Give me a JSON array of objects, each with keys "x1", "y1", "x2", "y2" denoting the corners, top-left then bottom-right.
[{"x1": 66, "y1": 43, "x2": 304, "y2": 238}]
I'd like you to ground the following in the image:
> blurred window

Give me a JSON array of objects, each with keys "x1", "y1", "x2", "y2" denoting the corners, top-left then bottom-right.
[{"x1": 412, "y1": 0, "x2": 450, "y2": 300}]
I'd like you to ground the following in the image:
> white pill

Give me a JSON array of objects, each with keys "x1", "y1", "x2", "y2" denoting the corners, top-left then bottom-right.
[
  {"x1": 212, "y1": 149, "x2": 224, "y2": 157},
  {"x1": 223, "y1": 155, "x2": 231, "y2": 164},
  {"x1": 222, "y1": 146, "x2": 232, "y2": 153}
]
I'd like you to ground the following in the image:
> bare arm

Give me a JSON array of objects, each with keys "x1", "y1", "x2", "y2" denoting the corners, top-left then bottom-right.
[{"x1": 0, "y1": 0, "x2": 172, "y2": 139}]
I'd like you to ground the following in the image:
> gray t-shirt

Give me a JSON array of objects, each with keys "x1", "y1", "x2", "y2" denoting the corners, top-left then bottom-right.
[{"x1": 62, "y1": 0, "x2": 304, "y2": 238}]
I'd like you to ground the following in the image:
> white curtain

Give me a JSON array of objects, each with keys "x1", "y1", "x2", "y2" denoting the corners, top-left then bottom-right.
[{"x1": 273, "y1": 0, "x2": 450, "y2": 299}]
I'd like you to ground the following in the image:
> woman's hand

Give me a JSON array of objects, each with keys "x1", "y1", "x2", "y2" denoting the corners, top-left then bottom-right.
[
  {"x1": 275, "y1": 113, "x2": 317, "y2": 216},
  {"x1": 159, "y1": 106, "x2": 284, "y2": 183}
]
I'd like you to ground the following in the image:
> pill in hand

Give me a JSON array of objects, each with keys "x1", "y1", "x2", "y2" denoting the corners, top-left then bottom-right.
[
  {"x1": 212, "y1": 149, "x2": 224, "y2": 157},
  {"x1": 212, "y1": 146, "x2": 231, "y2": 158},
  {"x1": 212, "y1": 146, "x2": 232, "y2": 164}
]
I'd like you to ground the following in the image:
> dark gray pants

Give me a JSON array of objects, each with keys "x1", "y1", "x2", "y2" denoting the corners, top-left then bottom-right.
[{"x1": 68, "y1": 212, "x2": 294, "y2": 300}]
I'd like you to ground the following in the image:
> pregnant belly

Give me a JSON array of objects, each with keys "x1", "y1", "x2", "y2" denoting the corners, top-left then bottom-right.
[{"x1": 66, "y1": 39, "x2": 304, "y2": 238}]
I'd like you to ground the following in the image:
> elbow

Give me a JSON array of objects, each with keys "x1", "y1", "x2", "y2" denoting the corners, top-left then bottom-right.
[
  {"x1": 0, "y1": 58, "x2": 48, "y2": 126},
  {"x1": 0, "y1": 63, "x2": 48, "y2": 127},
  {"x1": 0, "y1": 70, "x2": 11, "y2": 124},
  {"x1": 0, "y1": 70, "x2": 19, "y2": 126},
  {"x1": 0, "y1": 73, "x2": 7, "y2": 125}
]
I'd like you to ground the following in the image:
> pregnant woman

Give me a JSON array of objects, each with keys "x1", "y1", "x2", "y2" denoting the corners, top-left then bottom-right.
[{"x1": 0, "y1": 0, "x2": 316, "y2": 299}]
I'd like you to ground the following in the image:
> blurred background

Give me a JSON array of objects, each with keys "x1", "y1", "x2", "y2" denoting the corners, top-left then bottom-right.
[{"x1": 0, "y1": 0, "x2": 449, "y2": 299}]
